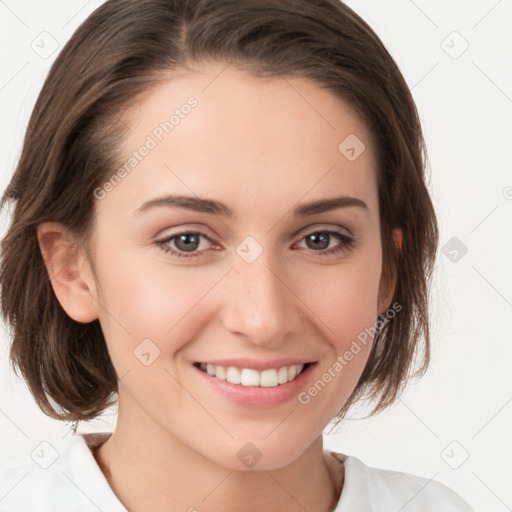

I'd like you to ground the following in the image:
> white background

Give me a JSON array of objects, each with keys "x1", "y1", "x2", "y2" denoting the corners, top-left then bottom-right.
[{"x1": 1, "y1": 1, "x2": 511, "y2": 511}]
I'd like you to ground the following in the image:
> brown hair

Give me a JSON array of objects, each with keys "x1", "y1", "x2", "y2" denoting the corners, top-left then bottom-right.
[{"x1": 0, "y1": 0, "x2": 438, "y2": 422}]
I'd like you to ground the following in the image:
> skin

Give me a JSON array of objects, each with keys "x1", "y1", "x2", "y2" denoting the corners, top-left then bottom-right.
[{"x1": 38, "y1": 62, "x2": 401, "y2": 512}]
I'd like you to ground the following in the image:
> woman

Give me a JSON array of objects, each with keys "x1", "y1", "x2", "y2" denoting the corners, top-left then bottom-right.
[{"x1": 0, "y1": 0, "x2": 475, "y2": 510}]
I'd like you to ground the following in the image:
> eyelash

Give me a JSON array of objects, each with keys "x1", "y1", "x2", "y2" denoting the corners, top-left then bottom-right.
[{"x1": 155, "y1": 229, "x2": 355, "y2": 259}]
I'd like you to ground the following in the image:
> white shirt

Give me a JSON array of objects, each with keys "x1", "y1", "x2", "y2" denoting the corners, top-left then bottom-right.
[{"x1": 0, "y1": 432, "x2": 475, "y2": 511}]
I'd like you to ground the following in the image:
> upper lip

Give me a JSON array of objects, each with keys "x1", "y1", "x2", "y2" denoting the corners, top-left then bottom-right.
[{"x1": 195, "y1": 358, "x2": 316, "y2": 371}]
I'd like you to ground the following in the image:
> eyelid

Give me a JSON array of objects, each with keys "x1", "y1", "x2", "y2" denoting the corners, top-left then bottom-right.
[
  {"x1": 155, "y1": 222, "x2": 218, "y2": 239},
  {"x1": 295, "y1": 223, "x2": 354, "y2": 239}
]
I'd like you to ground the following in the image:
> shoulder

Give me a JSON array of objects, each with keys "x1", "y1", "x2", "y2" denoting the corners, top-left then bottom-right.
[
  {"x1": 0, "y1": 432, "x2": 126, "y2": 512},
  {"x1": 331, "y1": 451, "x2": 476, "y2": 512}
]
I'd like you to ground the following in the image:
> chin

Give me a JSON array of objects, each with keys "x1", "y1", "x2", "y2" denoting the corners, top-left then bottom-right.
[{"x1": 191, "y1": 431, "x2": 318, "y2": 472}]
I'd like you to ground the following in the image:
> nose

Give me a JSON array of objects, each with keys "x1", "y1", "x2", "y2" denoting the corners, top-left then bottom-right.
[{"x1": 220, "y1": 250, "x2": 303, "y2": 347}]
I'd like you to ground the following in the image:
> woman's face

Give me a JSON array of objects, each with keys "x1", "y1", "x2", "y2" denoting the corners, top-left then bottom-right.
[{"x1": 87, "y1": 62, "x2": 393, "y2": 470}]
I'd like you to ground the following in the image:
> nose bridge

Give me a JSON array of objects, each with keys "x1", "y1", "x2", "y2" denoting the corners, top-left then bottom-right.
[{"x1": 221, "y1": 245, "x2": 301, "y2": 346}]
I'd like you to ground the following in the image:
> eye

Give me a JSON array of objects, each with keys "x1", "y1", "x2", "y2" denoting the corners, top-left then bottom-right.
[
  {"x1": 156, "y1": 231, "x2": 214, "y2": 258},
  {"x1": 295, "y1": 230, "x2": 355, "y2": 256},
  {"x1": 155, "y1": 229, "x2": 355, "y2": 259}
]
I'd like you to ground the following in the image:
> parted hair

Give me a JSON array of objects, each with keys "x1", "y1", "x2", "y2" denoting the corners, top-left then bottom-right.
[{"x1": 0, "y1": 0, "x2": 438, "y2": 422}]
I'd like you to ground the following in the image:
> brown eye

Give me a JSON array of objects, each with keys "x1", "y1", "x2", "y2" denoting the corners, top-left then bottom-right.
[
  {"x1": 297, "y1": 230, "x2": 355, "y2": 256},
  {"x1": 173, "y1": 233, "x2": 201, "y2": 252},
  {"x1": 156, "y1": 231, "x2": 213, "y2": 258}
]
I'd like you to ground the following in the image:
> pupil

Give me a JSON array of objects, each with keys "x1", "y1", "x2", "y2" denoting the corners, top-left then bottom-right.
[
  {"x1": 177, "y1": 233, "x2": 199, "y2": 251},
  {"x1": 308, "y1": 232, "x2": 329, "y2": 250}
]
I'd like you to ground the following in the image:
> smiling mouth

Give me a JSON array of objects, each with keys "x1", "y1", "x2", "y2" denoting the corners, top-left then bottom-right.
[{"x1": 194, "y1": 362, "x2": 313, "y2": 387}]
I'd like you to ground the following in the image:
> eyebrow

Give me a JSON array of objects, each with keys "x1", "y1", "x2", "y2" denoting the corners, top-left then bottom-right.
[{"x1": 135, "y1": 194, "x2": 369, "y2": 217}]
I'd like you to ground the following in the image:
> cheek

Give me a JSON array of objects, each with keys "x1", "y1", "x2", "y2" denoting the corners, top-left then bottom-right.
[
  {"x1": 291, "y1": 255, "x2": 381, "y2": 408},
  {"x1": 91, "y1": 241, "x2": 222, "y2": 363},
  {"x1": 298, "y1": 258, "x2": 382, "y2": 347}
]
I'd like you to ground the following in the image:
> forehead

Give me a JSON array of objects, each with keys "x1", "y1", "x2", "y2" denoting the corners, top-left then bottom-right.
[{"x1": 100, "y1": 62, "x2": 378, "y2": 222}]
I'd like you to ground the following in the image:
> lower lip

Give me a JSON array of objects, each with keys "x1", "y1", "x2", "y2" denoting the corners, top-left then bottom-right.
[{"x1": 194, "y1": 364, "x2": 316, "y2": 408}]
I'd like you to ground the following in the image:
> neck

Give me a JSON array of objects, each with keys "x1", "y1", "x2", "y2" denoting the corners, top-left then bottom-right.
[{"x1": 93, "y1": 401, "x2": 344, "y2": 512}]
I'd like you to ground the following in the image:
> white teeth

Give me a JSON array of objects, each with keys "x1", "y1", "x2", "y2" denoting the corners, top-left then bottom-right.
[
  {"x1": 215, "y1": 365, "x2": 226, "y2": 380},
  {"x1": 277, "y1": 366, "x2": 288, "y2": 384},
  {"x1": 199, "y1": 363, "x2": 307, "y2": 387},
  {"x1": 226, "y1": 366, "x2": 241, "y2": 384},
  {"x1": 260, "y1": 369, "x2": 278, "y2": 387},
  {"x1": 240, "y1": 369, "x2": 259, "y2": 386}
]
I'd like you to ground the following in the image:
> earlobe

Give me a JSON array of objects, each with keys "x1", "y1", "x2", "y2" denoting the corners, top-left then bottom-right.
[
  {"x1": 377, "y1": 228, "x2": 403, "y2": 315},
  {"x1": 37, "y1": 222, "x2": 99, "y2": 323},
  {"x1": 377, "y1": 277, "x2": 394, "y2": 317}
]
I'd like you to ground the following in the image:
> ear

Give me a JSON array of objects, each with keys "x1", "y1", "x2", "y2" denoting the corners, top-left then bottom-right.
[
  {"x1": 37, "y1": 222, "x2": 99, "y2": 323},
  {"x1": 377, "y1": 228, "x2": 402, "y2": 315}
]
